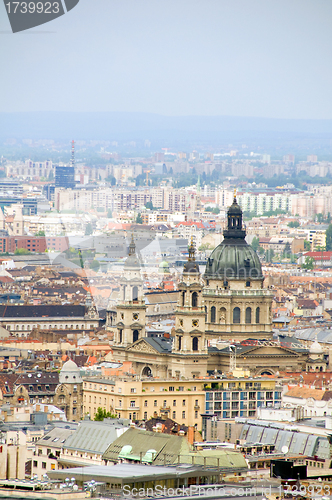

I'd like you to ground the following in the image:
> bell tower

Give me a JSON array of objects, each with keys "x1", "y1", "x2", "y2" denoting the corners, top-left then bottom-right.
[
  {"x1": 113, "y1": 235, "x2": 146, "y2": 347},
  {"x1": 173, "y1": 238, "x2": 207, "y2": 354}
]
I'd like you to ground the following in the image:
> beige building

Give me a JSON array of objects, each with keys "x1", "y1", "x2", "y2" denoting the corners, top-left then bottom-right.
[
  {"x1": 83, "y1": 377, "x2": 205, "y2": 427},
  {"x1": 31, "y1": 426, "x2": 75, "y2": 479}
]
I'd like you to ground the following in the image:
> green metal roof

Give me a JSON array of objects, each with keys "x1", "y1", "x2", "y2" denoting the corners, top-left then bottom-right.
[{"x1": 103, "y1": 427, "x2": 191, "y2": 465}]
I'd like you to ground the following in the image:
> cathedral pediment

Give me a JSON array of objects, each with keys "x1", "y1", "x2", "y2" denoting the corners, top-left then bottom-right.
[
  {"x1": 126, "y1": 338, "x2": 160, "y2": 354},
  {"x1": 130, "y1": 322, "x2": 144, "y2": 329},
  {"x1": 237, "y1": 345, "x2": 300, "y2": 357}
]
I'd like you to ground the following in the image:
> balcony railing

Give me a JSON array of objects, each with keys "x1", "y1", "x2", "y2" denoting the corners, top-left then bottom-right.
[{"x1": 203, "y1": 289, "x2": 273, "y2": 297}]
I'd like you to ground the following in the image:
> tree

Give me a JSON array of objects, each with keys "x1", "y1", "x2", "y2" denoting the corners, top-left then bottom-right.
[
  {"x1": 251, "y1": 236, "x2": 260, "y2": 252},
  {"x1": 85, "y1": 223, "x2": 93, "y2": 235},
  {"x1": 198, "y1": 243, "x2": 213, "y2": 251},
  {"x1": 302, "y1": 256, "x2": 315, "y2": 270},
  {"x1": 326, "y1": 224, "x2": 332, "y2": 251},
  {"x1": 136, "y1": 213, "x2": 143, "y2": 224},
  {"x1": 94, "y1": 407, "x2": 117, "y2": 421},
  {"x1": 265, "y1": 248, "x2": 275, "y2": 263},
  {"x1": 283, "y1": 242, "x2": 292, "y2": 259},
  {"x1": 145, "y1": 201, "x2": 154, "y2": 210},
  {"x1": 105, "y1": 175, "x2": 116, "y2": 185},
  {"x1": 258, "y1": 246, "x2": 264, "y2": 256},
  {"x1": 304, "y1": 240, "x2": 311, "y2": 251},
  {"x1": 90, "y1": 260, "x2": 100, "y2": 271},
  {"x1": 35, "y1": 230, "x2": 45, "y2": 236},
  {"x1": 14, "y1": 248, "x2": 30, "y2": 255},
  {"x1": 287, "y1": 221, "x2": 300, "y2": 228}
]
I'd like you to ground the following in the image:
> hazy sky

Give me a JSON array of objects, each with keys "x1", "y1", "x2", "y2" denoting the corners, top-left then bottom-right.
[{"x1": 1, "y1": 0, "x2": 332, "y2": 119}]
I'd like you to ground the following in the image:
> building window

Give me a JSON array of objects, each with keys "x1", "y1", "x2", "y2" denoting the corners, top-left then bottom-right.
[
  {"x1": 169, "y1": 387, "x2": 174, "y2": 392},
  {"x1": 182, "y1": 411, "x2": 186, "y2": 419},
  {"x1": 42, "y1": 462, "x2": 46, "y2": 469},
  {"x1": 173, "y1": 400, "x2": 176, "y2": 407},
  {"x1": 182, "y1": 399, "x2": 186, "y2": 406},
  {"x1": 144, "y1": 412, "x2": 147, "y2": 420},
  {"x1": 233, "y1": 307, "x2": 241, "y2": 324},
  {"x1": 144, "y1": 400, "x2": 147, "y2": 407},
  {"x1": 154, "y1": 400, "x2": 157, "y2": 407},
  {"x1": 192, "y1": 337, "x2": 198, "y2": 351},
  {"x1": 172, "y1": 411, "x2": 176, "y2": 419},
  {"x1": 195, "y1": 411, "x2": 198, "y2": 418},
  {"x1": 192, "y1": 292, "x2": 198, "y2": 307},
  {"x1": 33, "y1": 460, "x2": 37, "y2": 468},
  {"x1": 256, "y1": 307, "x2": 260, "y2": 323},
  {"x1": 245, "y1": 307, "x2": 252, "y2": 324},
  {"x1": 130, "y1": 401, "x2": 136, "y2": 407},
  {"x1": 131, "y1": 388, "x2": 136, "y2": 393},
  {"x1": 211, "y1": 306, "x2": 216, "y2": 323}
]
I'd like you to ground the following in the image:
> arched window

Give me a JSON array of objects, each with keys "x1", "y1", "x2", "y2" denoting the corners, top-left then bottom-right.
[
  {"x1": 133, "y1": 330, "x2": 139, "y2": 343},
  {"x1": 245, "y1": 307, "x2": 252, "y2": 324},
  {"x1": 192, "y1": 337, "x2": 198, "y2": 351},
  {"x1": 256, "y1": 307, "x2": 260, "y2": 324},
  {"x1": 211, "y1": 306, "x2": 216, "y2": 323},
  {"x1": 233, "y1": 307, "x2": 241, "y2": 324},
  {"x1": 142, "y1": 366, "x2": 152, "y2": 377},
  {"x1": 192, "y1": 292, "x2": 198, "y2": 308},
  {"x1": 119, "y1": 329, "x2": 123, "y2": 344},
  {"x1": 132, "y1": 286, "x2": 138, "y2": 301},
  {"x1": 182, "y1": 291, "x2": 185, "y2": 306}
]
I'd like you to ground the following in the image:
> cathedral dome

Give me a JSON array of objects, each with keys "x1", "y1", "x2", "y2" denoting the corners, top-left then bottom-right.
[
  {"x1": 204, "y1": 195, "x2": 263, "y2": 280},
  {"x1": 309, "y1": 340, "x2": 323, "y2": 355}
]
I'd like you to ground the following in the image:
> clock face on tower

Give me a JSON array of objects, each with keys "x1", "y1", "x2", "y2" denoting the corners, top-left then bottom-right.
[{"x1": 133, "y1": 313, "x2": 139, "y2": 321}]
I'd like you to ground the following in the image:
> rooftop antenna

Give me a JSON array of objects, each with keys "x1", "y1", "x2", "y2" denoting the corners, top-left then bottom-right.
[{"x1": 71, "y1": 140, "x2": 75, "y2": 167}]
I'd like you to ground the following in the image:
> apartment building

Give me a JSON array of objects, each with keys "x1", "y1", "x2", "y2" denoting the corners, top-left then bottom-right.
[
  {"x1": 6, "y1": 160, "x2": 54, "y2": 179},
  {"x1": 31, "y1": 426, "x2": 75, "y2": 479},
  {"x1": 83, "y1": 377, "x2": 205, "y2": 428},
  {"x1": 204, "y1": 378, "x2": 281, "y2": 420},
  {"x1": 55, "y1": 187, "x2": 196, "y2": 214},
  {"x1": 238, "y1": 191, "x2": 291, "y2": 215}
]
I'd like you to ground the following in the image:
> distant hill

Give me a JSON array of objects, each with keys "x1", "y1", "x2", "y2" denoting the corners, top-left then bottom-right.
[{"x1": 1, "y1": 112, "x2": 332, "y2": 142}]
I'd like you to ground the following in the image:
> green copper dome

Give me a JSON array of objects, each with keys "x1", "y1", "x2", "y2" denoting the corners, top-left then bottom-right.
[{"x1": 204, "y1": 196, "x2": 263, "y2": 280}]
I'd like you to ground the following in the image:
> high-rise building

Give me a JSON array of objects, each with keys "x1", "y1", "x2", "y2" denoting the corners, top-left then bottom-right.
[{"x1": 55, "y1": 165, "x2": 75, "y2": 189}]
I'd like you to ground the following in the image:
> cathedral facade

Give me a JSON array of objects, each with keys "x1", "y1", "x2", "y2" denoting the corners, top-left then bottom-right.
[{"x1": 108, "y1": 197, "x2": 309, "y2": 378}]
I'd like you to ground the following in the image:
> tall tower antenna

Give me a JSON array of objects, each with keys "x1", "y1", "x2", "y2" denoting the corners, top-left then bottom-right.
[{"x1": 71, "y1": 140, "x2": 75, "y2": 167}]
